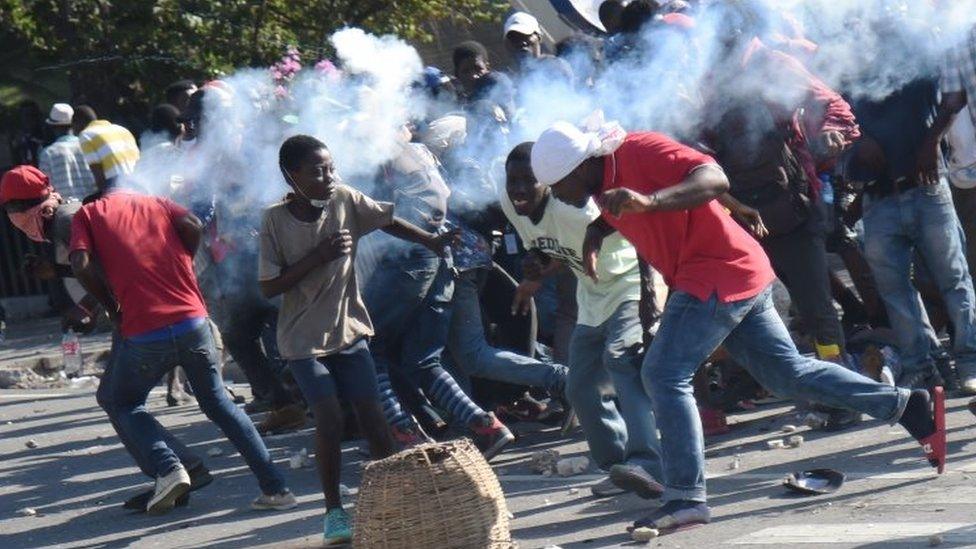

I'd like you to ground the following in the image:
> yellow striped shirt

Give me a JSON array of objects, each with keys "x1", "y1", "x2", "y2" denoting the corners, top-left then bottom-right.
[{"x1": 79, "y1": 120, "x2": 140, "y2": 180}]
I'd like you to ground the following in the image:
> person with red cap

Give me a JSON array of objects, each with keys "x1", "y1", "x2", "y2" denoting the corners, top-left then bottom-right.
[{"x1": 0, "y1": 165, "x2": 213, "y2": 512}]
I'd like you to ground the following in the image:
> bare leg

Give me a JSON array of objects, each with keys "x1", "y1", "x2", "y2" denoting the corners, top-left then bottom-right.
[
  {"x1": 351, "y1": 399, "x2": 396, "y2": 460},
  {"x1": 311, "y1": 398, "x2": 344, "y2": 510}
]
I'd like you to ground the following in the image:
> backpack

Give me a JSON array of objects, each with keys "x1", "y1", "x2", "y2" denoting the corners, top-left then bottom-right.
[{"x1": 709, "y1": 103, "x2": 811, "y2": 237}]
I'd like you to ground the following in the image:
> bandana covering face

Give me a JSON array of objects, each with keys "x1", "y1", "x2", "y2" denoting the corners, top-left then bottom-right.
[{"x1": 8, "y1": 192, "x2": 61, "y2": 242}]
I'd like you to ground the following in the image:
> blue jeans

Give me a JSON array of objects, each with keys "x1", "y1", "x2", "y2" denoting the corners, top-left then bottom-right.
[
  {"x1": 364, "y1": 251, "x2": 454, "y2": 378},
  {"x1": 644, "y1": 286, "x2": 909, "y2": 502},
  {"x1": 96, "y1": 333, "x2": 202, "y2": 479},
  {"x1": 447, "y1": 269, "x2": 567, "y2": 393},
  {"x1": 108, "y1": 321, "x2": 286, "y2": 495},
  {"x1": 863, "y1": 179, "x2": 976, "y2": 376},
  {"x1": 569, "y1": 301, "x2": 662, "y2": 479}
]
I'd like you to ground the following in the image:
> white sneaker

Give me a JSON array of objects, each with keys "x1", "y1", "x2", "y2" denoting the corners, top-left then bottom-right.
[
  {"x1": 147, "y1": 465, "x2": 191, "y2": 515},
  {"x1": 251, "y1": 489, "x2": 298, "y2": 511}
]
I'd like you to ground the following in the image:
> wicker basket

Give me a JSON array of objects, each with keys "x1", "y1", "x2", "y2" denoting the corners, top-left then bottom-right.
[{"x1": 353, "y1": 439, "x2": 516, "y2": 548}]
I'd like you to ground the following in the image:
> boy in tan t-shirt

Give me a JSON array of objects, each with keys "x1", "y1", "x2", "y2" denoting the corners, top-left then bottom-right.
[{"x1": 258, "y1": 135, "x2": 455, "y2": 545}]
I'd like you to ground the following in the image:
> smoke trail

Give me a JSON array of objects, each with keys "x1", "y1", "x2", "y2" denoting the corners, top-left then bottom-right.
[{"x1": 119, "y1": 0, "x2": 976, "y2": 286}]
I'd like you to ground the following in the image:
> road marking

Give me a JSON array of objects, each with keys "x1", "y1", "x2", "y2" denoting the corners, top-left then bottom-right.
[{"x1": 731, "y1": 523, "x2": 976, "y2": 545}]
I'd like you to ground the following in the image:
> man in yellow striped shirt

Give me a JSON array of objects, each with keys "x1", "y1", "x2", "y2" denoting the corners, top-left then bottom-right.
[{"x1": 72, "y1": 105, "x2": 140, "y2": 198}]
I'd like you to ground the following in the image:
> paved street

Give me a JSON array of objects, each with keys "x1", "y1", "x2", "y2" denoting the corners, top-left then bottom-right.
[{"x1": 2, "y1": 384, "x2": 976, "y2": 548}]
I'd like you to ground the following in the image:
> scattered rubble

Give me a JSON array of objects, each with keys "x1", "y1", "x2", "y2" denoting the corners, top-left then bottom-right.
[
  {"x1": 289, "y1": 448, "x2": 311, "y2": 469},
  {"x1": 781, "y1": 424, "x2": 798, "y2": 433},
  {"x1": 786, "y1": 435, "x2": 804, "y2": 448},
  {"x1": 631, "y1": 527, "x2": 660, "y2": 542},
  {"x1": 206, "y1": 447, "x2": 223, "y2": 457},
  {"x1": 25, "y1": 439, "x2": 37, "y2": 449},
  {"x1": 530, "y1": 449, "x2": 560, "y2": 474},
  {"x1": 16, "y1": 507, "x2": 36, "y2": 517},
  {"x1": 766, "y1": 439, "x2": 786, "y2": 450},
  {"x1": 555, "y1": 456, "x2": 589, "y2": 477}
]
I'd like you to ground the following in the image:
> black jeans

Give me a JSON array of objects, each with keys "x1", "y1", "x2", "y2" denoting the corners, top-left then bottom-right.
[
  {"x1": 219, "y1": 293, "x2": 295, "y2": 408},
  {"x1": 761, "y1": 206, "x2": 845, "y2": 356}
]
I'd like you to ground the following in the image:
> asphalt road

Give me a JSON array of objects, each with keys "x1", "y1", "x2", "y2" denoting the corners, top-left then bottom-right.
[{"x1": 2, "y1": 386, "x2": 976, "y2": 548}]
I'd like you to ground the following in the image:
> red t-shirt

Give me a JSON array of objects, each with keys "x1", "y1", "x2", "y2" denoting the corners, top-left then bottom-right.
[
  {"x1": 70, "y1": 191, "x2": 208, "y2": 337},
  {"x1": 601, "y1": 133, "x2": 776, "y2": 303}
]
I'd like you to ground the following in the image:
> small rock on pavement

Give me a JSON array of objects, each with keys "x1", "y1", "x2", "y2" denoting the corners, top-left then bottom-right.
[
  {"x1": 530, "y1": 449, "x2": 561, "y2": 474},
  {"x1": 786, "y1": 435, "x2": 804, "y2": 448},
  {"x1": 206, "y1": 447, "x2": 223, "y2": 457},
  {"x1": 556, "y1": 456, "x2": 590, "y2": 477},
  {"x1": 568, "y1": 487, "x2": 580, "y2": 495},
  {"x1": 631, "y1": 527, "x2": 660, "y2": 542},
  {"x1": 929, "y1": 534, "x2": 944, "y2": 546},
  {"x1": 766, "y1": 439, "x2": 786, "y2": 450},
  {"x1": 507, "y1": 511, "x2": 515, "y2": 519},
  {"x1": 25, "y1": 439, "x2": 37, "y2": 449},
  {"x1": 782, "y1": 424, "x2": 798, "y2": 433},
  {"x1": 16, "y1": 507, "x2": 36, "y2": 517}
]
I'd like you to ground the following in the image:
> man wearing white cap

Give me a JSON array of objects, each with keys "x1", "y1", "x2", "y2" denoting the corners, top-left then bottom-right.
[
  {"x1": 503, "y1": 11, "x2": 575, "y2": 85},
  {"x1": 502, "y1": 141, "x2": 664, "y2": 500},
  {"x1": 530, "y1": 120, "x2": 946, "y2": 532},
  {"x1": 38, "y1": 103, "x2": 96, "y2": 201}
]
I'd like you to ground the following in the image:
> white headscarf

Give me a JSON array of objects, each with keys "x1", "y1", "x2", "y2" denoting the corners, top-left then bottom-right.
[{"x1": 530, "y1": 111, "x2": 626, "y2": 186}]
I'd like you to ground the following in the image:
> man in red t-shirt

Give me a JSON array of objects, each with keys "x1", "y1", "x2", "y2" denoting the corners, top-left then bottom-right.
[
  {"x1": 69, "y1": 190, "x2": 294, "y2": 515},
  {"x1": 529, "y1": 122, "x2": 945, "y2": 532}
]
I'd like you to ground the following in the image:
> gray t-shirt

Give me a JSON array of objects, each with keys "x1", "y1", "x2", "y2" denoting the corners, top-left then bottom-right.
[{"x1": 259, "y1": 185, "x2": 394, "y2": 360}]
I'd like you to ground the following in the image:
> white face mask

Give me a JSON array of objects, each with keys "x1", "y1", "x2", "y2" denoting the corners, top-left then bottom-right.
[{"x1": 283, "y1": 168, "x2": 329, "y2": 208}]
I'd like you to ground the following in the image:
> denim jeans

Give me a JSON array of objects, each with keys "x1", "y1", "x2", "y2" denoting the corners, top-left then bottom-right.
[
  {"x1": 643, "y1": 286, "x2": 909, "y2": 502},
  {"x1": 107, "y1": 321, "x2": 286, "y2": 495},
  {"x1": 568, "y1": 301, "x2": 662, "y2": 479},
  {"x1": 447, "y1": 269, "x2": 567, "y2": 393},
  {"x1": 96, "y1": 332, "x2": 202, "y2": 479},
  {"x1": 863, "y1": 179, "x2": 976, "y2": 375},
  {"x1": 364, "y1": 250, "x2": 454, "y2": 377}
]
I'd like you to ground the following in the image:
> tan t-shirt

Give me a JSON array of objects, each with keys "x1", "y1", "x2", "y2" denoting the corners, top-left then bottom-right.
[{"x1": 258, "y1": 185, "x2": 394, "y2": 359}]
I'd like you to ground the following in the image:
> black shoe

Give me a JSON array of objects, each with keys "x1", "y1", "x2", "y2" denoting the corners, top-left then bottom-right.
[
  {"x1": 897, "y1": 366, "x2": 941, "y2": 391},
  {"x1": 122, "y1": 464, "x2": 212, "y2": 511},
  {"x1": 244, "y1": 398, "x2": 273, "y2": 415},
  {"x1": 821, "y1": 408, "x2": 862, "y2": 432}
]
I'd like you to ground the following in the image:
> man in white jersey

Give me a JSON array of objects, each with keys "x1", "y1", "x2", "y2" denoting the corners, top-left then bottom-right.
[{"x1": 501, "y1": 142, "x2": 663, "y2": 498}]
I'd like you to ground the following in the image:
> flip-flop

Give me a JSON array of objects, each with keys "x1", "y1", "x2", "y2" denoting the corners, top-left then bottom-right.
[{"x1": 919, "y1": 386, "x2": 947, "y2": 474}]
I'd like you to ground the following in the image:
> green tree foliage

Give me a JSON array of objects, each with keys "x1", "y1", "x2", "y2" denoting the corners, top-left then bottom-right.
[{"x1": 0, "y1": 0, "x2": 505, "y2": 122}]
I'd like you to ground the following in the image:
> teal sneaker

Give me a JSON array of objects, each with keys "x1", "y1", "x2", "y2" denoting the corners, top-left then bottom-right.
[{"x1": 324, "y1": 507, "x2": 352, "y2": 546}]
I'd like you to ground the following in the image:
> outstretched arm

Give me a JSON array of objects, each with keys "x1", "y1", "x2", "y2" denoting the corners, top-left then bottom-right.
[
  {"x1": 381, "y1": 217, "x2": 459, "y2": 256},
  {"x1": 599, "y1": 164, "x2": 730, "y2": 217}
]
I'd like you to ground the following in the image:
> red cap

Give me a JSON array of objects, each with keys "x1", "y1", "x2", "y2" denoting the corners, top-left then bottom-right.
[{"x1": 0, "y1": 165, "x2": 51, "y2": 204}]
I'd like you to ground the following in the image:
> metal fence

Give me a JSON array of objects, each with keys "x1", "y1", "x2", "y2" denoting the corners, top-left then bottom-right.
[{"x1": 0, "y1": 167, "x2": 50, "y2": 300}]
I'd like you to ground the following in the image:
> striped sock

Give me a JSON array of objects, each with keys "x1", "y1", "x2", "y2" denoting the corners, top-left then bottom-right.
[
  {"x1": 427, "y1": 368, "x2": 486, "y2": 427},
  {"x1": 377, "y1": 372, "x2": 415, "y2": 430}
]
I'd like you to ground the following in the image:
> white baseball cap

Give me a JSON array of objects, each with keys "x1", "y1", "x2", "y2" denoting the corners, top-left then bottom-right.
[
  {"x1": 46, "y1": 103, "x2": 74, "y2": 126},
  {"x1": 504, "y1": 11, "x2": 541, "y2": 38}
]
